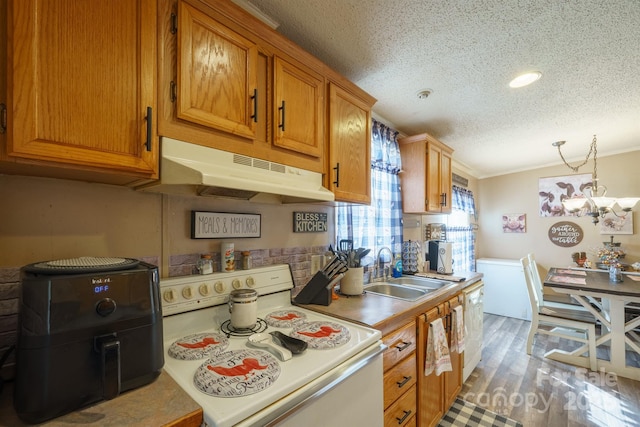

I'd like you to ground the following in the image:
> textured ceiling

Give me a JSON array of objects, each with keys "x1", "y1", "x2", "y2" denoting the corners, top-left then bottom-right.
[{"x1": 242, "y1": 0, "x2": 640, "y2": 178}]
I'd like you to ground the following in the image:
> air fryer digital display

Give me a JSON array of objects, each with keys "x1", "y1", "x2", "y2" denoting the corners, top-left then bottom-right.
[{"x1": 48, "y1": 269, "x2": 154, "y2": 332}]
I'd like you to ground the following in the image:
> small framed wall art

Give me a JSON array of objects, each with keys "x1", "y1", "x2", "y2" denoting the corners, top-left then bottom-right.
[
  {"x1": 502, "y1": 213, "x2": 526, "y2": 233},
  {"x1": 599, "y1": 212, "x2": 633, "y2": 234}
]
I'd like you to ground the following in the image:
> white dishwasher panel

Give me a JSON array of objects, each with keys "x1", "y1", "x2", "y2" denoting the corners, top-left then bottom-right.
[
  {"x1": 463, "y1": 281, "x2": 484, "y2": 382},
  {"x1": 476, "y1": 258, "x2": 531, "y2": 321}
]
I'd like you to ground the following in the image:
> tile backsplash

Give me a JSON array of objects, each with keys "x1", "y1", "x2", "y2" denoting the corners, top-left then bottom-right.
[{"x1": 169, "y1": 245, "x2": 328, "y2": 288}]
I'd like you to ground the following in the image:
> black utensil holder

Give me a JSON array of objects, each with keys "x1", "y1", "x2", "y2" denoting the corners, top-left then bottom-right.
[{"x1": 293, "y1": 271, "x2": 333, "y2": 306}]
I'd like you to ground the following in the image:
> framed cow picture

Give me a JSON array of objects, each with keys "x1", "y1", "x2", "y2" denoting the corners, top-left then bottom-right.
[{"x1": 538, "y1": 173, "x2": 592, "y2": 217}]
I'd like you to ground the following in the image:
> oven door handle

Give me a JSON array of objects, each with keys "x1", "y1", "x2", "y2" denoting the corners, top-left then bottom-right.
[{"x1": 256, "y1": 341, "x2": 386, "y2": 427}]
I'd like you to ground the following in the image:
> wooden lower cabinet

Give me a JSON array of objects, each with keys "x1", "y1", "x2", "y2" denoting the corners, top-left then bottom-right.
[
  {"x1": 417, "y1": 293, "x2": 464, "y2": 427},
  {"x1": 384, "y1": 384, "x2": 417, "y2": 427},
  {"x1": 384, "y1": 355, "x2": 416, "y2": 409},
  {"x1": 382, "y1": 321, "x2": 417, "y2": 426}
]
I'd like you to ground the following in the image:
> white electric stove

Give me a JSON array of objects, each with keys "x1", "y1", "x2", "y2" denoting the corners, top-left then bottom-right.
[{"x1": 161, "y1": 264, "x2": 384, "y2": 427}]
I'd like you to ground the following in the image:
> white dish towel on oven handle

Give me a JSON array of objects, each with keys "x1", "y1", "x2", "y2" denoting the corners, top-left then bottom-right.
[{"x1": 424, "y1": 317, "x2": 452, "y2": 376}]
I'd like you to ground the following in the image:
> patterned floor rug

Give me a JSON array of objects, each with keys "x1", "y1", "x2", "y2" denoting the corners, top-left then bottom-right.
[{"x1": 438, "y1": 398, "x2": 524, "y2": 427}]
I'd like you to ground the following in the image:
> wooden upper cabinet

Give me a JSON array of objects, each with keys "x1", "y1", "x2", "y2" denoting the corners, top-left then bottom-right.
[
  {"x1": 177, "y1": 1, "x2": 257, "y2": 139},
  {"x1": 273, "y1": 56, "x2": 324, "y2": 158},
  {"x1": 426, "y1": 142, "x2": 453, "y2": 213},
  {"x1": 399, "y1": 133, "x2": 454, "y2": 214},
  {"x1": 4, "y1": 0, "x2": 158, "y2": 180},
  {"x1": 158, "y1": 0, "x2": 326, "y2": 173},
  {"x1": 328, "y1": 83, "x2": 371, "y2": 204}
]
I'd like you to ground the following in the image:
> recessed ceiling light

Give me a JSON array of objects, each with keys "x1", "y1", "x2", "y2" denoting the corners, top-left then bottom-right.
[{"x1": 509, "y1": 71, "x2": 542, "y2": 88}]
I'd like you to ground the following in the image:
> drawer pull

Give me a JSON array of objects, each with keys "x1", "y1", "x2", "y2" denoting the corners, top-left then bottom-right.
[
  {"x1": 396, "y1": 375, "x2": 412, "y2": 388},
  {"x1": 395, "y1": 341, "x2": 411, "y2": 352},
  {"x1": 396, "y1": 409, "x2": 412, "y2": 424}
]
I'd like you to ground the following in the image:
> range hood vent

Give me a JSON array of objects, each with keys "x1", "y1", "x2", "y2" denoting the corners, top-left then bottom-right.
[{"x1": 137, "y1": 137, "x2": 335, "y2": 204}]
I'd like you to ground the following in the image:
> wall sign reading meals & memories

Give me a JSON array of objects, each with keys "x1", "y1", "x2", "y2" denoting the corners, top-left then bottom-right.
[{"x1": 191, "y1": 211, "x2": 261, "y2": 239}]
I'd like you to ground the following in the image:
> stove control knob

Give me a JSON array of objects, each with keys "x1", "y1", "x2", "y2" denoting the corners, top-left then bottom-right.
[
  {"x1": 214, "y1": 281, "x2": 226, "y2": 294},
  {"x1": 163, "y1": 289, "x2": 176, "y2": 303},
  {"x1": 232, "y1": 279, "x2": 242, "y2": 289},
  {"x1": 246, "y1": 277, "x2": 256, "y2": 288},
  {"x1": 199, "y1": 283, "x2": 211, "y2": 296},
  {"x1": 182, "y1": 286, "x2": 193, "y2": 299}
]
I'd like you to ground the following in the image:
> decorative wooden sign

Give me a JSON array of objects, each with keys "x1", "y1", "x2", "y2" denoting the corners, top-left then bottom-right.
[
  {"x1": 293, "y1": 212, "x2": 327, "y2": 233},
  {"x1": 548, "y1": 221, "x2": 584, "y2": 247},
  {"x1": 191, "y1": 211, "x2": 261, "y2": 239}
]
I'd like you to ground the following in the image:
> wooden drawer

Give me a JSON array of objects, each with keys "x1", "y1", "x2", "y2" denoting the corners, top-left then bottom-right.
[
  {"x1": 382, "y1": 321, "x2": 416, "y2": 372},
  {"x1": 383, "y1": 352, "x2": 416, "y2": 409},
  {"x1": 384, "y1": 384, "x2": 416, "y2": 427}
]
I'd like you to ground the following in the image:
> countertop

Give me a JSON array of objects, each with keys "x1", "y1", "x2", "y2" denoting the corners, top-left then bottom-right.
[
  {"x1": 0, "y1": 273, "x2": 482, "y2": 426},
  {"x1": 296, "y1": 272, "x2": 483, "y2": 336},
  {"x1": 0, "y1": 371, "x2": 202, "y2": 427}
]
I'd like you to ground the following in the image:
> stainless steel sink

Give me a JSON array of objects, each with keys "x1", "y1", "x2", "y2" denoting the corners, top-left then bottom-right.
[
  {"x1": 364, "y1": 283, "x2": 429, "y2": 301},
  {"x1": 388, "y1": 276, "x2": 448, "y2": 289}
]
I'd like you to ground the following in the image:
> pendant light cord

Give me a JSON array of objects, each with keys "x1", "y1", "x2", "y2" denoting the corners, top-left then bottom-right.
[{"x1": 555, "y1": 134, "x2": 598, "y2": 174}]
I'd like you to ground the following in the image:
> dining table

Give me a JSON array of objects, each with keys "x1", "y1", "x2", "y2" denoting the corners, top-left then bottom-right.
[{"x1": 543, "y1": 267, "x2": 640, "y2": 380}]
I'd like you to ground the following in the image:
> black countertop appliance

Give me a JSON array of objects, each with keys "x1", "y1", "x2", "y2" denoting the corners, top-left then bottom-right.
[{"x1": 13, "y1": 257, "x2": 164, "y2": 424}]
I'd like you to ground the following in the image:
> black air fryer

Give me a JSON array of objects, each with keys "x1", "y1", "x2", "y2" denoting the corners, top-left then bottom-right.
[{"x1": 14, "y1": 257, "x2": 164, "y2": 424}]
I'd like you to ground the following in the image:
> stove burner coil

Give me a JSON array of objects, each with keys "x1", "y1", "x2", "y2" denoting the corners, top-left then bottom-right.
[{"x1": 220, "y1": 318, "x2": 267, "y2": 337}]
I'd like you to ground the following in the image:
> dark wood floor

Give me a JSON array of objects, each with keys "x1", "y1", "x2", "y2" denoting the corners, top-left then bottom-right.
[{"x1": 461, "y1": 314, "x2": 640, "y2": 427}]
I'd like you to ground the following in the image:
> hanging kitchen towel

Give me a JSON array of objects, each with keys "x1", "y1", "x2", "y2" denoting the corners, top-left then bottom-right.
[
  {"x1": 424, "y1": 317, "x2": 452, "y2": 376},
  {"x1": 450, "y1": 305, "x2": 465, "y2": 353}
]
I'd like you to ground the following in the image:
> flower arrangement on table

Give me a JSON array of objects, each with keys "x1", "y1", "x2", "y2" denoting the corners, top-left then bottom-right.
[{"x1": 596, "y1": 247, "x2": 625, "y2": 269}]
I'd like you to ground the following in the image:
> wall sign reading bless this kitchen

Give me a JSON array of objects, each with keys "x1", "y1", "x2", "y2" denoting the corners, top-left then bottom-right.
[
  {"x1": 548, "y1": 221, "x2": 584, "y2": 247},
  {"x1": 293, "y1": 212, "x2": 327, "y2": 233},
  {"x1": 191, "y1": 211, "x2": 261, "y2": 239}
]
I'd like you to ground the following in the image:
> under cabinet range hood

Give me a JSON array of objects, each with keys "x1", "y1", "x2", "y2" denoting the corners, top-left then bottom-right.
[{"x1": 137, "y1": 137, "x2": 335, "y2": 204}]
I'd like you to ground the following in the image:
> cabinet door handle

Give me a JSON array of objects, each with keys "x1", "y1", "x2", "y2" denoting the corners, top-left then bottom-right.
[
  {"x1": 333, "y1": 163, "x2": 340, "y2": 187},
  {"x1": 440, "y1": 192, "x2": 447, "y2": 206},
  {"x1": 396, "y1": 410, "x2": 412, "y2": 424},
  {"x1": 145, "y1": 106, "x2": 152, "y2": 151},
  {"x1": 170, "y1": 12, "x2": 178, "y2": 34},
  {"x1": 278, "y1": 100, "x2": 285, "y2": 131},
  {"x1": 170, "y1": 81, "x2": 177, "y2": 103},
  {"x1": 396, "y1": 375, "x2": 412, "y2": 388},
  {"x1": 251, "y1": 89, "x2": 258, "y2": 123},
  {"x1": 395, "y1": 341, "x2": 411, "y2": 352},
  {"x1": 0, "y1": 103, "x2": 6, "y2": 134}
]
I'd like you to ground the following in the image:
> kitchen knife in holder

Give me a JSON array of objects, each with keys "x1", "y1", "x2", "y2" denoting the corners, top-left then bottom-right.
[{"x1": 293, "y1": 271, "x2": 333, "y2": 306}]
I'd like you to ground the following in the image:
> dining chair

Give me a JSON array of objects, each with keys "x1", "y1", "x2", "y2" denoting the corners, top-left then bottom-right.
[
  {"x1": 527, "y1": 253, "x2": 581, "y2": 308},
  {"x1": 520, "y1": 256, "x2": 598, "y2": 371}
]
